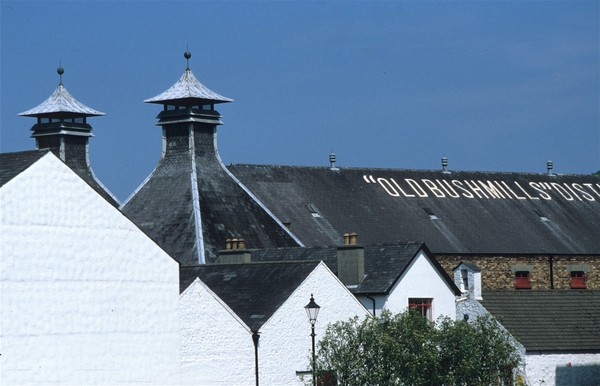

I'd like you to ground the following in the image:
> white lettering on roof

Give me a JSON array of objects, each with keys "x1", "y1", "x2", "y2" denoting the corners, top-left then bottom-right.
[{"x1": 364, "y1": 176, "x2": 600, "y2": 203}]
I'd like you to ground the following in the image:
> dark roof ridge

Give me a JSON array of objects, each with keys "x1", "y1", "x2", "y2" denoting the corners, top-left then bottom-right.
[
  {"x1": 233, "y1": 241, "x2": 425, "y2": 253},
  {"x1": 228, "y1": 163, "x2": 599, "y2": 177},
  {"x1": 0, "y1": 149, "x2": 50, "y2": 156},
  {"x1": 186, "y1": 260, "x2": 322, "y2": 267},
  {"x1": 0, "y1": 149, "x2": 51, "y2": 187}
]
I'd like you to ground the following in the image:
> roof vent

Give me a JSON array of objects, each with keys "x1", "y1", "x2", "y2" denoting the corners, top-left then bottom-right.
[
  {"x1": 422, "y1": 207, "x2": 438, "y2": 220},
  {"x1": 441, "y1": 155, "x2": 450, "y2": 174},
  {"x1": 533, "y1": 209, "x2": 550, "y2": 222},
  {"x1": 306, "y1": 204, "x2": 321, "y2": 217},
  {"x1": 547, "y1": 159, "x2": 553, "y2": 176},
  {"x1": 329, "y1": 151, "x2": 339, "y2": 170}
]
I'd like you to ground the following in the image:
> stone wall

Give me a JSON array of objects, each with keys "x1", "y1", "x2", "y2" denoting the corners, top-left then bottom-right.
[{"x1": 436, "y1": 254, "x2": 600, "y2": 290}]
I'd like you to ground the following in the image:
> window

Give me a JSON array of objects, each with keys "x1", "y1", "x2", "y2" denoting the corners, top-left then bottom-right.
[
  {"x1": 515, "y1": 271, "x2": 532, "y2": 289},
  {"x1": 570, "y1": 271, "x2": 586, "y2": 289},
  {"x1": 460, "y1": 269, "x2": 469, "y2": 292},
  {"x1": 409, "y1": 298, "x2": 432, "y2": 320}
]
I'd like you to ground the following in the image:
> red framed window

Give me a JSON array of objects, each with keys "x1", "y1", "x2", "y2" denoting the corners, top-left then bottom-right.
[
  {"x1": 408, "y1": 298, "x2": 432, "y2": 320},
  {"x1": 570, "y1": 271, "x2": 586, "y2": 289},
  {"x1": 515, "y1": 271, "x2": 532, "y2": 289}
]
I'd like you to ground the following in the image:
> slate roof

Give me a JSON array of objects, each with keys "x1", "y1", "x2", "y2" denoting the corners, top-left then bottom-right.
[
  {"x1": 180, "y1": 261, "x2": 321, "y2": 331},
  {"x1": 144, "y1": 69, "x2": 233, "y2": 105},
  {"x1": 18, "y1": 83, "x2": 105, "y2": 117},
  {"x1": 480, "y1": 290, "x2": 600, "y2": 352},
  {"x1": 232, "y1": 243, "x2": 460, "y2": 295},
  {"x1": 121, "y1": 129, "x2": 300, "y2": 264},
  {"x1": 228, "y1": 165, "x2": 600, "y2": 255},
  {"x1": 0, "y1": 150, "x2": 49, "y2": 187},
  {"x1": 454, "y1": 261, "x2": 482, "y2": 272}
]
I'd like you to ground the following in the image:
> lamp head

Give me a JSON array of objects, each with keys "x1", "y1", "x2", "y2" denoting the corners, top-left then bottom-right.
[{"x1": 305, "y1": 294, "x2": 320, "y2": 325}]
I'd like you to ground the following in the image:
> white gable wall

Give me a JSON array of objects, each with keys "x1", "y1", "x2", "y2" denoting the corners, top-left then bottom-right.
[
  {"x1": 383, "y1": 250, "x2": 456, "y2": 320},
  {"x1": 179, "y1": 279, "x2": 255, "y2": 385},
  {"x1": 259, "y1": 262, "x2": 368, "y2": 385},
  {"x1": 1, "y1": 153, "x2": 181, "y2": 385}
]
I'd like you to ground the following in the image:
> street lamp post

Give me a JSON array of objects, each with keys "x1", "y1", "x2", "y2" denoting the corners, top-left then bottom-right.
[{"x1": 305, "y1": 294, "x2": 320, "y2": 386}]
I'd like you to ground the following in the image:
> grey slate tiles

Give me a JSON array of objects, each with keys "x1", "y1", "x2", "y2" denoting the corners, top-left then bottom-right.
[
  {"x1": 481, "y1": 290, "x2": 600, "y2": 351},
  {"x1": 180, "y1": 261, "x2": 320, "y2": 331},
  {"x1": 231, "y1": 243, "x2": 460, "y2": 295},
  {"x1": 228, "y1": 164, "x2": 600, "y2": 255},
  {"x1": 121, "y1": 117, "x2": 299, "y2": 266},
  {"x1": 0, "y1": 150, "x2": 48, "y2": 187}
]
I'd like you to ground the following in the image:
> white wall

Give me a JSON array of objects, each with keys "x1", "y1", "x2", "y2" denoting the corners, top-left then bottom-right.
[
  {"x1": 178, "y1": 263, "x2": 367, "y2": 386},
  {"x1": 179, "y1": 279, "x2": 255, "y2": 385},
  {"x1": 384, "y1": 251, "x2": 456, "y2": 320},
  {"x1": 525, "y1": 352, "x2": 600, "y2": 386},
  {"x1": 259, "y1": 262, "x2": 368, "y2": 385},
  {"x1": 1, "y1": 153, "x2": 181, "y2": 385}
]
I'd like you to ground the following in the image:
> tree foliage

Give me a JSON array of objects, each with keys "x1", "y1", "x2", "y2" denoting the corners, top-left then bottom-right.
[{"x1": 315, "y1": 310, "x2": 521, "y2": 386}]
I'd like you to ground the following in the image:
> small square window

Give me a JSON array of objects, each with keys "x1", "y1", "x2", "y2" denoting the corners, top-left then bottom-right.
[
  {"x1": 570, "y1": 271, "x2": 586, "y2": 289},
  {"x1": 409, "y1": 298, "x2": 432, "y2": 320},
  {"x1": 515, "y1": 271, "x2": 532, "y2": 289}
]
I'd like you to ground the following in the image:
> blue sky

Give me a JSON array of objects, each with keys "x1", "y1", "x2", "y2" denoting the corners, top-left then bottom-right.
[{"x1": 2, "y1": 1, "x2": 598, "y2": 201}]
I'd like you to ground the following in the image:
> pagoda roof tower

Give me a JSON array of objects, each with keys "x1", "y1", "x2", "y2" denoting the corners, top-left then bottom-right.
[
  {"x1": 121, "y1": 52, "x2": 301, "y2": 265},
  {"x1": 18, "y1": 67, "x2": 118, "y2": 207}
]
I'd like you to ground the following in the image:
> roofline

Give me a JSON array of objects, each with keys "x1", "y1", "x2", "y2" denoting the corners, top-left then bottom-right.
[
  {"x1": 228, "y1": 163, "x2": 600, "y2": 178},
  {"x1": 181, "y1": 278, "x2": 252, "y2": 334},
  {"x1": 382, "y1": 243, "x2": 461, "y2": 296}
]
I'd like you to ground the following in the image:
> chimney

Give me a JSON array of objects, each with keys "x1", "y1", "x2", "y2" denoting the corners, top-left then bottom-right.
[
  {"x1": 219, "y1": 238, "x2": 251, "y2": 264},
  {"x1": 337, "y1": 233, "x2": 364, "y2": 286}
]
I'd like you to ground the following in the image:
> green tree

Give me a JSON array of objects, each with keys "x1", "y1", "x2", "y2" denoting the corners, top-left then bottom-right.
[
  {"x1": 315, "y1": 310, "x2": 521, "y2": 386},
  {"x1": 436, "y1": 315, "x2": 521, "y2": 386}
]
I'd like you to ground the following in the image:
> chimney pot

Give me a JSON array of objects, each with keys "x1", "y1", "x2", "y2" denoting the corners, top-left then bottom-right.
[
  {"x1": 238, "y1": 238, "x2": 245, "y2": 249},
  {"x1": 350, "y1": 232, "x2": 358, "y2": 245},
  {"x1": 225, "y1": 239, "x2": 232, "y2": 250},
  {"x1": 343, "y1": 233, "x2": 350, "y2": 245}
]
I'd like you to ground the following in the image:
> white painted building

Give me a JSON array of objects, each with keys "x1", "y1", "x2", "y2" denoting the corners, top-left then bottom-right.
[
  {"x1": 179, "y1": 261, "x2": 368, "y2": 385},
  {"x1": 453, "y1": 263, "x2": 600, "y2": 386},
  {"x1": 248, "y1": 242, "x2": 461, "y2": 321},
  {"x1": 1, "y1": 150, "x2": 182, "y2": 385},
  {"x1": 371, "y1": 246, "x2": 459, "y2": 320}
]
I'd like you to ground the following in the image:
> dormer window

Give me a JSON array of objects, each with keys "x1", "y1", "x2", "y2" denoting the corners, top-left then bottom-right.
[
  {"x1": 570, "y1": 271, "x2": 586, "y2": 289},
  {"x1": 515, "y1": 271, "x2": 532, "y2": 289}
]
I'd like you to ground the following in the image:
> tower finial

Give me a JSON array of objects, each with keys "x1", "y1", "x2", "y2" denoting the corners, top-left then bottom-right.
[
  {"x1": 57, "y1": 60, "x2": 64, "y2": 85},
  {"x1": 184, "y1": 46, "x2": 191, "y2": 70}
]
